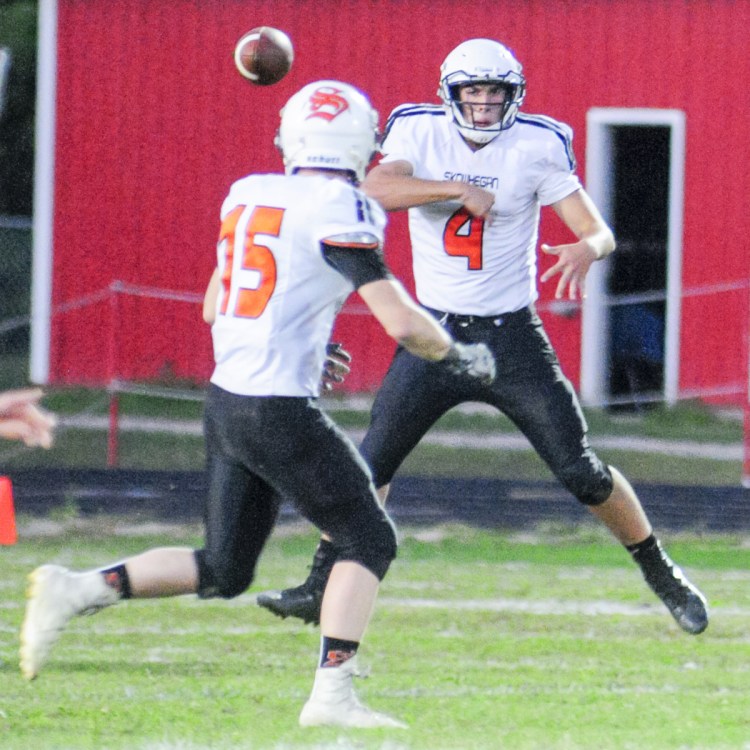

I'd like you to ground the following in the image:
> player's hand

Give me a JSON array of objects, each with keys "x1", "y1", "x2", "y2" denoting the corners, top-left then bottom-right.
[
  {"x1": 540, "y1": 240, "x2": 599, "y2": 300},
  {"x1": 443, "y1": 343, "x2": 496, "y2": 386},
  {"x1": 0, "y1": 387, "x2": 57, "y2": 448},
  {"x1": 321, "y1": 343, "x2": 352, "y2": 392},
  {"x1": 459, "y1": 184, "x2": 495, "y2": 222}
]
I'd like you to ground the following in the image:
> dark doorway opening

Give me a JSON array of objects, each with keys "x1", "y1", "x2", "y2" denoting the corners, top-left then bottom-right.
[{"x1": 607, "y1": 125, "x2": 670, "y2": 410}]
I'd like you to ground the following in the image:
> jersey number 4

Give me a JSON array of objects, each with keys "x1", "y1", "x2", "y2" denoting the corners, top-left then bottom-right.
[
  {"x1": 443, "y1": 208, "x2": 484, "y2": 270},
  {"x1": 218, "y1": 205, "x2": 283, "y2": 318}
]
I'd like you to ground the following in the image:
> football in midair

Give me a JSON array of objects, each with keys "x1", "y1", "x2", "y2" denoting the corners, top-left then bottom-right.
[{"x1": 234, "y1": 27, "x2": 294, "y2": 86}]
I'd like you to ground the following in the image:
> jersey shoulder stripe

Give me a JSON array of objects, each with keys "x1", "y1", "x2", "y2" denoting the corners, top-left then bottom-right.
[
  {"x1": 383, "y1": 103, "x2": 445, "y2": 141},
  {"x1": 516, "y1": 113, "x2": 577, "y2": 171}
]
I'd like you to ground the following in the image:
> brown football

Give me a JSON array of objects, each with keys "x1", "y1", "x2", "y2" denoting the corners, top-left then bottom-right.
[{"x1": 234, "y1": 27, "x2": 294, "y2": 86}]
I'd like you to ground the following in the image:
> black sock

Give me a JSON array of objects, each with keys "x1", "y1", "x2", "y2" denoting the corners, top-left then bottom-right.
[
  {"x1": 319, "y1": 636, "x2": 359, "y2": 668},
  {"x1": 315, "y1": 538, "x2": 337, "y2": 563},
  {"x1": 625, "y1": 533, "x2": 657, "y2": 558},
  {"x1": 308, "y1": 539, "x2": 338, "y2": 591},
  {"x1": 100, "y1": 564, "x2": 132, "y2": 599},
  {"x1": 626, "y1": 534, "x2": 673, "y2": 574}
]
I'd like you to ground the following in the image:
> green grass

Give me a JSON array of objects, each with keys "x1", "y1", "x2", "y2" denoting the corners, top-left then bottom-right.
[
  {"x1": 0, "y1": 384, "x2": 744, "y2": 484},
  {"x1": 397, "y1": 443, "x2": 741, "y2": 486},
  {"x1": 327, "y1": 395, "x2": 743, "y2": 444},
  {"x1": 425, "y1": 398, "x2": 741, "y2": 444},
  {"x1": 1, "y1": 522, "x2": 749, "y2": 749},
  {"x1": 2, "y1": 423, "x2": 740, "y2": 483}
]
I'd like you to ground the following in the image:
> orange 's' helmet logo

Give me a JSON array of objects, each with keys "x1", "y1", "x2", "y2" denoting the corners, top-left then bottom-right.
[{"x1": 306, "y1": 86, "x2": 350, "y2": 121}]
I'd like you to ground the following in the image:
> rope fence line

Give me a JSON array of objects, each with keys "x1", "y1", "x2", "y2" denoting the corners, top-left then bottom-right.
[
  {"x1": 1, "y1": 277, "x2": 747, "y2": 333},
  {"x1": 1, "y1": 279, "x2": 749, "y2": 478}
]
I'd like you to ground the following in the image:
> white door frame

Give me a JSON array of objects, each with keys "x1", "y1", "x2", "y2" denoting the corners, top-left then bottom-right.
[
  {"x1": 30, "y1": 0, "x2": 59, "y2": 384},
  {"x1": 581, "y1": 108, "x2": 685, "y2": 407}
]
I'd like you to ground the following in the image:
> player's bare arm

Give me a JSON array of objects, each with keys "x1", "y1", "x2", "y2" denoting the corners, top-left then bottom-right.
[
  {"x1": 358, "y1": 278, "x2": 495, "y2": 385},
  {"x1": 363, "y1": 160, "x2": 494, "y2": 218},
  {"x1": 357, "y1": 278, "x2": 452, "y2": 360},
  {"x1": 202, "y1": 268, "x2": 220, "y2": 324},
  {"x1": 541, "y1": 188, "x2": 616, "y2": 300}
]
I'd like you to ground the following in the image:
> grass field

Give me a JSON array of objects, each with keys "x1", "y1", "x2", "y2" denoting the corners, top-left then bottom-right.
[
  {"x1": 0, "y1": 382, "x2": 743, "y2": 486},
  {"x1": 2, "y1": 521, "x2": 749, "y2": 749}
]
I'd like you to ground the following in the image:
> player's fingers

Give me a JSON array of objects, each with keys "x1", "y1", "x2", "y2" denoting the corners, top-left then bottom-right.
[
  {"x1": 326, "y1": 343, "x2": 352, "y2": 363},
  {"x1": 570, "y1": 272, "x2": 587, "y2": 300},
  {"x1": 568, "y1": 276, "x2": 579, "y2": 300},
  {"x1": 321, "y1": 346, "x2": 350, "y2": 391},
  {"x1": 325, "y1": 359, "x2": 351, "y2": 376},
  {"x1": 0, "y1": 419, "x2": 34, "y2": 443},
  {"x1": 24, "y1": 428, "x2": 54, "y2": 449},
  {"x1": 556, "y1": 268, "x2": 573, "y2": 299},
  {"x1": 19, "y1": 403, "x2": 56, "y2": 427},
  {"x1": 0, "y1": 387, "x2": 44, "y2": 415},
  {"x1": 540, "y1": 260, "x2": 562, "y2": 283},
  {"x1": 463, "y1": 189, "x2": 494, "y2": 220}
]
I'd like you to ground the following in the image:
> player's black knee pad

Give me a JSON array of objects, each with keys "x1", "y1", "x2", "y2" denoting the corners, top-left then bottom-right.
[
  {"x1": 556, "y1": 454, "x2": 613, "y2": 506},
  {"x1": 194, "y1": 549, "x2": 254, "y2": 599},
  {"x1": 336, "y1": 518, "x2": 398, "y2": 581}
]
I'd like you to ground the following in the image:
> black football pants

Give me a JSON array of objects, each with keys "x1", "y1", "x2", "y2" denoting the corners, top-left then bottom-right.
[
  {"x1": 360, "y1": 306, "x2": 613, "y2": 506},
  {"x1": 196, "y1": 385, "x2": 397, "y2": 598}
]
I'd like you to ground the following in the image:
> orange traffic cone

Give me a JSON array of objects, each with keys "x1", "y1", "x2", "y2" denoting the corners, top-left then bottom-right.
[{"x1": 0, "y1": 476, "x2": 18, "y2": 545}]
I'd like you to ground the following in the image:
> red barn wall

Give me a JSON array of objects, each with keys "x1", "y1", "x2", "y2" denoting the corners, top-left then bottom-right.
[{"x1": 47, "y1": 0, "x2": 750, "y2": 401}]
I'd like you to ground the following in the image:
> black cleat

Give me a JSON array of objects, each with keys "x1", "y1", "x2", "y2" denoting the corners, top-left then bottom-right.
[
  {"x1": 257, "y1": 584, "x2": 323, "y2": 626},
  {"x1": 257, "y1": 539, "x2": 336, "y2": 626},
  {"x1": 640, "y1": 541, "x2": 709, "y2": 635}
]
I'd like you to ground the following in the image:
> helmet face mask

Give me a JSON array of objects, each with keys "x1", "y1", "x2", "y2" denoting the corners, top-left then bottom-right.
[
  {"x1": 276, "y1": 81, "x2": 379, "y2": 183},
  {"x1": 438, "y1": 39, "x2": 526, "y2": 145}
]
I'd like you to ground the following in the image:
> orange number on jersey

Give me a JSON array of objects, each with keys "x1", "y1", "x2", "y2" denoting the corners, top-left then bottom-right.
[
  {"x1": 443, "y1": 208, "x2": 484, "y2": 270},
  {"x1": 217, "y1": 206, "x2": 243, "y2": 315},
  {"x1": 217, "y1": 205, "x2": 284, "y2": 318}
]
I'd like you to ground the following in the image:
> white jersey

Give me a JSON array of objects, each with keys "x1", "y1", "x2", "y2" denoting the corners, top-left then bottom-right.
[
  {"x1": 209, "y1": 173, "x2": 386, "y2": 397},
  {"x1": 381, "y1": 104, "x2": 581, "y2": 315}
]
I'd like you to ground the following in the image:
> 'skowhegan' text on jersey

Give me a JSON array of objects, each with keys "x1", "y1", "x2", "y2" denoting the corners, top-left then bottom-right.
[{"x1": 381, "y1": 104, "x2": 581, "y2": 315}]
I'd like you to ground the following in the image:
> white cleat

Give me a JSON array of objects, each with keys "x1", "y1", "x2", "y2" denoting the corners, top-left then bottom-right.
[
  {"x1": 299, "y1": 658, "x2": 407, "y2": 729},
  {"x1": 20, "y1": 564, "x2": 118, "y2": 680}
]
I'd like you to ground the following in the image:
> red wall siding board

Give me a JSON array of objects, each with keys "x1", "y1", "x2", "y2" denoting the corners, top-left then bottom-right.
[
  {"x1": 47, "y1": 0, "x2": 749, "y2": 404},
  {"x1": 680, "y1": 288, "x2": 748, "y2": 396},
  {"x1": 681, "y1": 6, "x2": 749, "y2": 403},
  {"x1": 681, "y1": 1, "x2": 750, "y2": 287}
]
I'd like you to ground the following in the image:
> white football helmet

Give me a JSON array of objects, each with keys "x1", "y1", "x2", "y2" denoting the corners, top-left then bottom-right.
[
  {"x1": 277, "y1": 80, "x2": 378, "y2": 183},
  {"x1": 438, "y1": 39, "x2": 526, "y2": 145}
]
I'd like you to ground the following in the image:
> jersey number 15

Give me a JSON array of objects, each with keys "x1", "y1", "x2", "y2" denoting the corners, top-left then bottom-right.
[{"x1": 218, "y1": 205, "x2": 283, "y2": 318}]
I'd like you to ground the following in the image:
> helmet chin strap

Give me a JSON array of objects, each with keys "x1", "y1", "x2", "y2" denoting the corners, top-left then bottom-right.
[
  {"x1": 459, "y1": 127, "x2": 501, "y2": 148},
  {"x1": 444, "y1": 83, "x2": 518, "y2": 143},
  {"x1": 453, "y1": 110, "x2": 503, "y2": 146}
]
